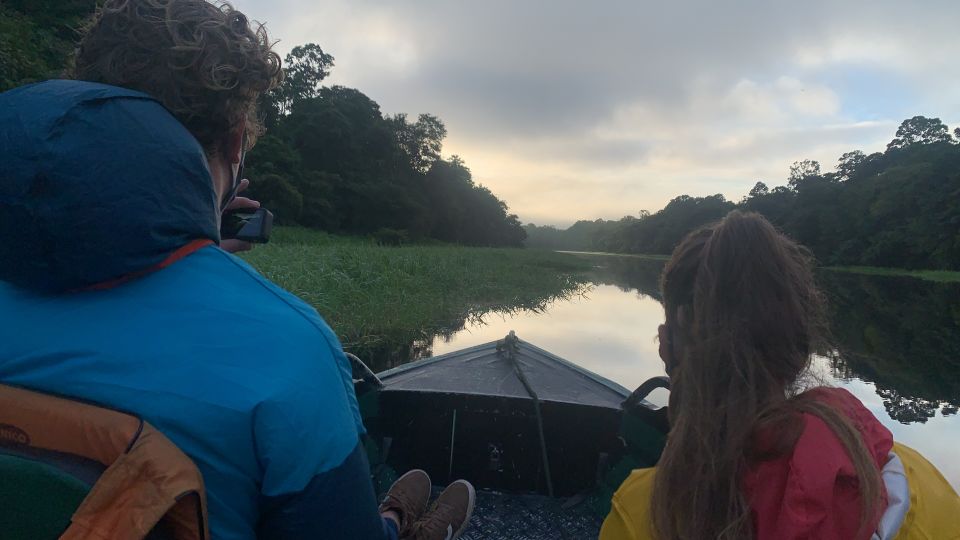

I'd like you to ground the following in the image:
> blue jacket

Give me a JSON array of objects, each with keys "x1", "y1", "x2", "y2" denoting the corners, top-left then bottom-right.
[{"x1": 0, "y1": 81, "x2": 388, "y2": 539}]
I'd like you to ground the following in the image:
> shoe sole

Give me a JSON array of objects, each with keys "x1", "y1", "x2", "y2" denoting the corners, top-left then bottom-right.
[{"x1": 448, "y1": 480, "x2": 476, "y2": 540}]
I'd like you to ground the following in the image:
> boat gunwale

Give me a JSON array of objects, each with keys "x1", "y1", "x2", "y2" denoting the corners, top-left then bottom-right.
[
  {"x1": 374, "y1": 338, "x2": 633, "y2": 399},
  {"x1": 376, "y1": 386, "x2": 635, "y2": 411}
]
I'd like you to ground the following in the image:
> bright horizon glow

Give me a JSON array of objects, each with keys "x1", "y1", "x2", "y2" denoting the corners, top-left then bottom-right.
[{"x1": 231, "y1": 0, "x2": 960, "y2": 227}]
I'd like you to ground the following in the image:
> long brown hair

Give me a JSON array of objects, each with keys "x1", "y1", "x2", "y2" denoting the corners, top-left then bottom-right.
[{"x1": 651, "y1": 211, "x2": 883, "y2": 540}]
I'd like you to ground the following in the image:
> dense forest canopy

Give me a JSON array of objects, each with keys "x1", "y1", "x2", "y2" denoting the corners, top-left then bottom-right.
[
  {"x1": 245, "y1": 44, "x2": 525, "y2": 246},
  {"x1": 0, "y1": 2, "x2": 526, "y2": 247},
  {"x1": 3, "y1": 2, "x2": 959, "y2": 261},
  {"x1": 0, "y1": 0, "x2": 91, "y2": 89},
  {"x1": 527, "y1": 117, "x2": 960, "y2": 270}
]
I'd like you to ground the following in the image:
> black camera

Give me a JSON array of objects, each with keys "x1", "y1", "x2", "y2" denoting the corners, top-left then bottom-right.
[{"x1": 220, "y1": 207, "x2": 274, "y2": 243}]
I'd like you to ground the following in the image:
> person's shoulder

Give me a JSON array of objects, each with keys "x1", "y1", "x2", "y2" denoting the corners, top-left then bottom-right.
[
  {"x1": 172, "y1": 248, "x2": 366, "y2": 464},
  {"x1": 170, "y1": 246, "x2": 342, "y2": 346},
  {"x1": 613, "y1": 468, "x2": 656, "y2": 514},
  {"x1": 798, "y1": 386, "x2": 893, "y2": 465},
  {"x1": 151, "y1": 246, "x2": 357, "y2": 399},
  {"x1": 801, "y1": 386, "x2": 864, "y2": 415},
  {"x1": 891, "y1": 442, "x2": 960, "y2": 540},
  {"x1": 199, "y1": 248, "x2": 361, "y2": 382},
  {"x1": 615, "y1": 468, "x2": 656, "y2": 499},
  {"x1": 602, "y1": 468, "x2": 656, "y2": 540},
  {"x1": 192, "y1": 247, "x2": 314, "y2": 310}
]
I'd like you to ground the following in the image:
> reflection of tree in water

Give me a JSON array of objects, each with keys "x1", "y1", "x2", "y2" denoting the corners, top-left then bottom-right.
[
  {"x1": 347, "y1": 253, "x2": 960, "y2": 425},
  {"x1": 582, "y1": 256, "x2": 665, "y2": 301},
  {"x1": 579, "y1": 257, "x2": 960, "y2": 425},
  {"x1": 877, "y1": 387, "x2": 941, "y2": 424},
  {"x1": 829, "y1": 354, "x2": 941, "y2": 423},
  {"x1": 343, "y1": 284, "x2": 590, "y2": 372},
  {"x1": 820, "y1": 272, "x2": 960, "y2": 424},
  {"x1": 343, "y1": 314, "x2": 480, "y2": 372},
  {"x1": 350, "y1": 255, "x2": 667, "y2": 372}
]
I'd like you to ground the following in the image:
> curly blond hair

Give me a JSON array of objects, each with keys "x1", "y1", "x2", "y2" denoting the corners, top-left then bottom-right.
[{"x1": 72, "y1": 0, "x2": 282, "y2": 154}]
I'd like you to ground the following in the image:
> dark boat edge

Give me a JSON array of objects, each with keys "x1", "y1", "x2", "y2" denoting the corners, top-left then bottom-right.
[
  {"x1": 374, "y1": 337, "x2": 633, "y2": 401},
  {"x1": 350, "y1": 334, "x2": 670, "y2": 537}
]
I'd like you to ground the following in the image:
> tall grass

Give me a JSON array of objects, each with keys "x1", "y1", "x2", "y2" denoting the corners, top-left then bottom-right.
[{"x1": 242, "y1": 228, "x2": 590, "y2": 358}]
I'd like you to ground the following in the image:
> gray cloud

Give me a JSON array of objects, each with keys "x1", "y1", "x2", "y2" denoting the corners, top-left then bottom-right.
[{"x1": 233, "y1": 0, "x2": 960, "y2": 225}]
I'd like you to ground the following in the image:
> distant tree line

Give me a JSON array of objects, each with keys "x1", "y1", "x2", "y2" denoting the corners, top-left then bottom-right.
[
  {"x1": 0, "y1": 6, "x2": 526, "y2": 247},
  {"x1": 245, "y1": 45, "x2": 526, "y2": 247},
  {"x1": 527, "y1": 116, "x2": 960, "y2": 270}
]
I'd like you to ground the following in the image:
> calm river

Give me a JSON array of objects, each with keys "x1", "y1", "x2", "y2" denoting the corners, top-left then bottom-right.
[{"x1": 415, "y1": 253, "x2": 960, "y2": 490}]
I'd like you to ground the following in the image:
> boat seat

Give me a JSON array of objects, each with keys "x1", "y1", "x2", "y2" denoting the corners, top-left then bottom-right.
[{"x1": 0, "y1": 384, "x2": 209, "y2": 540}]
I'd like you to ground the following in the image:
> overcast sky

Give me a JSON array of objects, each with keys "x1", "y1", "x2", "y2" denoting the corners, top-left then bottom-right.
[{"x1": 232, "y1": 0, "x2": 960, "y2": 227}]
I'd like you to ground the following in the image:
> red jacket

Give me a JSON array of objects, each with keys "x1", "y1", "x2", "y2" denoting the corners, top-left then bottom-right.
[
  {"x1": 742, "y1": 387, "x2": 892, "y2": 540},
  {"x1": 602, "y1": 386, "x2": 960, "y2": 539}
]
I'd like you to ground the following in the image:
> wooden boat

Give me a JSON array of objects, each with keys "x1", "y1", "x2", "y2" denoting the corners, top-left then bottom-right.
[{"x1": 352, "y1": 332, "x2": 670, "y2": 539}]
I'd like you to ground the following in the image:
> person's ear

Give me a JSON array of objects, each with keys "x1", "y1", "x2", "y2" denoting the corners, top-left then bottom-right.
[
  {"x1": 658, "y1": 324, "x2": 672, "y2": 366},
  {"x1": 225, "y1": 126, "x2": 245, "y2": 165}
]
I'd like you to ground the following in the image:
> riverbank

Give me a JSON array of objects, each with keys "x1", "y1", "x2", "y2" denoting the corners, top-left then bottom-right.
[
  {"x1": 241, "y1": 231, "x2": 959, "y2": 361},
  {"x1": 823, "y1": 265, "x2": 960, "y2": 283},
  {"x1": 560, "y1": 250, "x2": 960, "y2": 283},
  {"x1": 241, "y1": 228, "x2": 590, "y2": 359},
  {"x1": 559, "y1": 250, "x2": 669, "y2": 261}
]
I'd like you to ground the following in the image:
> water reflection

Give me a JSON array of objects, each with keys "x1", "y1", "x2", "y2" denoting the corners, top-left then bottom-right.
[
  {"x1": 350, "y1": 253, "x2": 960, "y2": 489},
  {"x1": 818, "y1": 271, "x2": 960, "y2": 423},
  {"x1": 430, "y1": 283, "x2": 668, "y2": 392},
  {"x1": 583, "y1": 254, "x2": 664, "y2": 302}
]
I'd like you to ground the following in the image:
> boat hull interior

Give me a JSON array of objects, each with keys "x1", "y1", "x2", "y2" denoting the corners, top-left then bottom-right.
[{"x1": 365, "y1": 390, "x2": 625, "y2": 497}]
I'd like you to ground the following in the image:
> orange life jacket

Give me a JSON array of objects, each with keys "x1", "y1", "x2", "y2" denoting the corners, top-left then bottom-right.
[{"x1": 0, "y1": 384, "x2": 209, "y2": 539}]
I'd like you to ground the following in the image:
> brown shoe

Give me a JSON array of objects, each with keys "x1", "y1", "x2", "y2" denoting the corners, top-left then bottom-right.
[
  {"x1": 379, "y1": 469, "x2": 432, "y2": 536},
  {"x1": 411, "y1": 480, "x2": 476, "y2": 540}
]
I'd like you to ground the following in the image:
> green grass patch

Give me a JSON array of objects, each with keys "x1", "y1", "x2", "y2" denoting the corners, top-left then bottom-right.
[
  {"x1": 824, "y1": 265, "x2": 960, "y2": 283},
  {"x1": 242, "y1": 227, "x2": 591, "y2": 359}
]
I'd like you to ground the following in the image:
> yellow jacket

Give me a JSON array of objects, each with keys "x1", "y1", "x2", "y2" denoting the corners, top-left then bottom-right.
[{"x1": 600, "y1": 443, "x2": 960, "y2": 540}]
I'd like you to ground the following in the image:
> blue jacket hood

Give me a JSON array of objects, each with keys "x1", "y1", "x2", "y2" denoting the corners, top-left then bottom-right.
[{"x1": 0, "y1": 80, "x2": 220, "y2": 292}]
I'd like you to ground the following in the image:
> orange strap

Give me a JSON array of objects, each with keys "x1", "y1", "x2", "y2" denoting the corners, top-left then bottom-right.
[
  {"x1": 82, "y1": 239, "x2": 215, "y2": 292},
  {"x1": 0, "y1": 385, "x2": 209, "y2": 540},
  {"x1": 62, "y1": 424, "x2": 209, "y2": 540},
  {"x1": 0, "y1": 385, "x2": 139, "y2": 466}
]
